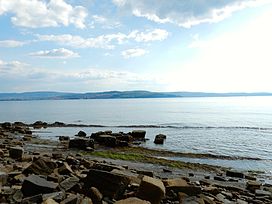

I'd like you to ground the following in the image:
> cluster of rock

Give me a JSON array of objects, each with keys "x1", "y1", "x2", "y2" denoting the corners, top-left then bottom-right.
[
  {"x1": 63, "y1": 130, "x2": 166, "y2": 151},
  {"x1": 1, "y1": 122, "x2": 272, "y2": 203}
]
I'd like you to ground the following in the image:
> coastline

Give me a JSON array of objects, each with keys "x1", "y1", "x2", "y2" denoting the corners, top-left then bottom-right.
[{"x1": 1, "y1": 121, "x2": 272, "y2": 203}]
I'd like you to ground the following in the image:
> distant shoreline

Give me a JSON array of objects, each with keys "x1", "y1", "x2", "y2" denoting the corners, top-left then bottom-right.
[{"x1": 1, "y1": 90, "x2": 272, "y2": 101}]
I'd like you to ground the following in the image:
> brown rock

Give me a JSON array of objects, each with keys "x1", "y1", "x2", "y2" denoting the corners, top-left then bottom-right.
[
  {"x1": 89, "y1": 187, "x2": 103, "y2": 204},
  {"x1": 137, "y1": 176, "x2": 165, "y2": 204},
  {"x1": 43, "y1": 198, "x2": 59, "y2": 204},
  {"x1": 23, "y1": 157, "x2": 57, "y2": 175},
  {"x1": 116, "y1": 197, "x2": 151, "y2": 204},
  {"x1": 9, "y1": 146, "x2": 24, "y2": 160},
  {"x1": 58, "y1": 162, "x2": 74, "y2": 175},
  {"x1": 247, "y1": 181, "x2": 261, "y2": 192},
  {"x1": 84, "y1": 169, "x2": 130, "y2": 200},
  {"x1": 164, "y1": 178, "x2": 201, "y2": 196}
]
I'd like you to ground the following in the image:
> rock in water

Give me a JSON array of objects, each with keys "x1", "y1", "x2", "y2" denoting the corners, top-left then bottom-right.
[
  {"x1": 22, "y1": 175, "x2": 58, "y2": 197},
  {"x1": 137, "y1": 176, "x2": 165, "y2": 204},
  {"x1": 76, "y1": 130, "x2": 87, "y2": 137},
  {"x1": 9, "y1": 146, "x2": 24, "y2": 160},
  {"x1": 69, "y1": 138, "x2": 94, "y2": 150},
  {"x1": 131, "y1": 130, "x2": 146, "y2": 140}
]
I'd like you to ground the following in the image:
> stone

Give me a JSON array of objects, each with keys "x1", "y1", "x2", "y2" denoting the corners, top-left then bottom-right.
[
  {"x1": 131, "y1": 130, "x2": 146, "y2": 140},
  {"x1": 43, "y1": 191, "x2": 66, "y2": 202},
  {"x1": 247, "y1": 181, "x2": 261, "y2": 192},
  {"x1": 96, "y1": 135, "x2": 117, "y2": 147},
  {"x1": 0, "y1": 149, "x2": 4, "y2": 157},
  {"x1": 88, "y1": 187, "x2": 103, "y2": 204},
  {"x1": 92, "y1": 163, "x2": 125, "y2": 172},
  {"x1": 80, "y1": 197, "x2": 93, "y2": 204},
  {"x1": 69, "y1": 138, "x2": 94, "y2": 150},
  {"x1": 59, "y1": 136, "x2": 70, "y2": 141},
  {"x1": 115, "y1": 197, "x2": 151, "y2": 204},
  {"x1": 23, "y1": 157, "x2": 57, "y2": 175},
  {"x1": 9, "y1": 146, "x2": 24, "y2": 160},
  {"x1": 255, "y1": 189, "x2": 272, "y2": 196},
  {"x1": 58, "y1": 162, "x2": 74, "y2": 175},
  {"x1": 226, "y1": 170, "x2": 244, "y2": 179},
  {"x1": 60, "y1": 176, "x2": 80, "y2": 191},
  {"x1": 137, "y1": 176, "x2": 165, "y2": 204},
  {"x1": 43, "y1": 198, "x2": 59, "y2": 204},
  {"x1": 21, "y1": 175, "x2": 58, "y2": 197},
  {"x1": 60, "y1": 194, "x2": 79, "y2": 204},
  {"x1": 76, "y1": 130, "x2": 87, "y2": 137},
  {"x1": 21, "y1": 194, "x2": 43, "y2": 204},
  {"x1": 154, "y1": 134, "x2": 166, "y2": 144},
  {"x1": 137, "y1": 170, "x2": 154, "y2": 177},
  {"x1": 163, "y1": 178, "x2": 201, "y2": 196},
  {"x1": 84, "y1": 169, "x2": 130, "y2": 200},
  {"x1": 0, "y1": 172, "x2": 8, "y2": 186}
]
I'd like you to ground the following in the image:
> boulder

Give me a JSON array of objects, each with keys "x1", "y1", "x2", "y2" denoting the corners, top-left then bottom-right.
[
  {"x1": 59, "y1": 136, "x2": 70, "y2": 141},
  {"x1": 163, "y1": 178, "x2": 201, "y2": 196},
  {"x1": 226, "y1": 170, "x2": 244, "y2": 179},
  {"x1": 69, "y1": 138, "x2": 94, "y2": 150},
  {"x1": 76, "y1": 130, "x2": 87, "y2": 137},
  {"x1": 137, "y1": 176, "x2": 165, "y2": 204},
  {"x1": 59, "y1": 176, "x2": 80, "y2": 191},
  {"x1": 115, "y1": 197, "x2": 151, "y2": 204},
  {"x1": 58, "y1": 162, "x2": 74, "y2": 175},
  {"x1": 247, "y1": 181, "x2": 261, "y2": 192},
  {"x1": 84, "y1": 169, "x2": 130, "y2": 200},
  {"x1": 96, "y1": 135, "x2": 117, "y2": 147},
  {"x1": 60, "y1": 194, "x2": 79, "y2": 204},
  {"x1": 131, "y1": 130, "x2": 146, "y2": 140},
  {"x1": 89, "y1": 187, "x2": 103, "y2": 204},
  {"x1": 154, "y1": 134, "x2": 166, "y2": 144},
  {"x1": 9, "y1": 146, "x2": 24, "y2": 160},
  {"x1": 22, "y1": 175, "x2": 58, "y2": 197},
  {"x1": 23, "y1": 157, "x2": 57, "y2": 175},
  {"x1": 43, "y1": 198, "x2": 59, "y2": 204}
]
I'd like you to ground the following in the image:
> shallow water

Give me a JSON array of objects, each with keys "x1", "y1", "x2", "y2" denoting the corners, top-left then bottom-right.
[{"x1": 1, "y1": 96, "x2": 272, "y2": 173}]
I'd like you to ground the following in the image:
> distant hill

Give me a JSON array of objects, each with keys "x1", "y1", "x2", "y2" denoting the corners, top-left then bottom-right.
[{"x1": 0, "y1": 91, "x2": 272, "y2": 101}]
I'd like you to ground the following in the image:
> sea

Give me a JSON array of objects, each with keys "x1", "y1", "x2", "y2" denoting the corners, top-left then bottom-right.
[{"x1": 1, "y1": 96, "x2": 272, "y2": 176}]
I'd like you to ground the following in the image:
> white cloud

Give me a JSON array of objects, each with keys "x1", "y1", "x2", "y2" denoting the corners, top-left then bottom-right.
[
  {"x1": 0, "y1": 59, "x2": 28, "y2": 75},
  {"x1": 36, "y1": 28, "x2": 169, "y2": 49},
  {"x1": 122, "y1": 48, "x2": 148, "y2": 58},
  {"x1": 113, "y1": 0, "x2": 272, "y2": 28},
  {"x1": 0, "y1": 0, "x2": 88, "y2": 28},
  {"x1": 29, "y1": 48, "x2": 79, "y2": 59},
  {"x1": 0, "y1": 40, "x2": 27, "y2": 47},
  {"x1": 163, "y1": 8, "x2": 272, "y2": 92},
  {"x1": 91, "y1": 15, "x2": 121, "y2": 29}
]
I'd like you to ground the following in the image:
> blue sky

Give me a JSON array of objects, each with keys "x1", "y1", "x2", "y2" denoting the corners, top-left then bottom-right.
[{"x1": 0, "y1": 0, "x2": 272, "y2": 93}]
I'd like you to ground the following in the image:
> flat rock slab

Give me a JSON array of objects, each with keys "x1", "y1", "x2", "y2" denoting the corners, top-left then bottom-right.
[
  {"x1": 22, "y1": 175, "x2": 58, "y2": 197},
  {"x1": 23, "y1": 157, "x2": 57, "y2": 175}
]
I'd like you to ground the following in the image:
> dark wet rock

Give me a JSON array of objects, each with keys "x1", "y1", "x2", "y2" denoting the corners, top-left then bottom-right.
[
  {"x1": 89, "y1": 187, "x2": 103, "y2": 204},
  {"x1": 131, "y1": 130, "x2": 146, "y2": 140},
  {"x1": 116, "y1": 197, "x2": 151, "y2": 204},
  {"x1": 69, "y1": 138, "x2": 94, "y2": 150},
  {"x1": 60, "y1": 176, "x2": 80, "y2": 191},
  {"x1": 226, "y1": 170, "x2": 244, "y2": 179},
  {"x1": 137, "y1": 176, "x2": 165, "y2": 204},
  {"x1": 59, "y1": 136, "x2": 70, "y2": 141},
  {"x1": 33, "y1": 121, "x2": 48, "y2": 128},
  {"x1": 23, "y1": 157, "x2": 57, "y2": 175},
  {"x1": 22, "y1": 175, "x2": 58, "y2": 197},
  {"x1": 1, "y1": 122, "x2": 12, "y2": 129},
  {"x1": 76, "y1": 130, "x2": 87, "y2": 137},
  {"x1": 245, "y1": 174, "x2": 256, "y2": 181},
  {"x1": 96, "y1": 135, "x2": 117, "y2": 147},
  {"x1": 84, "y1": 169, "x2": 130, "y2": 200},
  {"x1": 214, "y1": 176, "x2": 226, "y2": 181},
  {"x1": 9, "y1": 146, "x2": 24, "y2": 160},
  {"x1": 154, "y1": 134, "x2": 166, "y2": 144},
  {"x1": 163, "y1": 178, "x2": 201, "y2": 196}
]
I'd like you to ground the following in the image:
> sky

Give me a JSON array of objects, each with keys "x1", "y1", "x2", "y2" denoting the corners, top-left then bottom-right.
[{"x1": 1, "y1": 0, "x2": 272, "y2": 93}]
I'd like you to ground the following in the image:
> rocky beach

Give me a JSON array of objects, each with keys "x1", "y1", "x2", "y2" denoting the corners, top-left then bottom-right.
[{"x1": 0, "y1": 121, "x2": 272, "y2": 204}]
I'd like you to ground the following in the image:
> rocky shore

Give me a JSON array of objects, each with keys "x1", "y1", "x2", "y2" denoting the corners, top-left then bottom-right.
[{"x1": 0, "y1": 121, "x2": 272, "y2": 203}]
